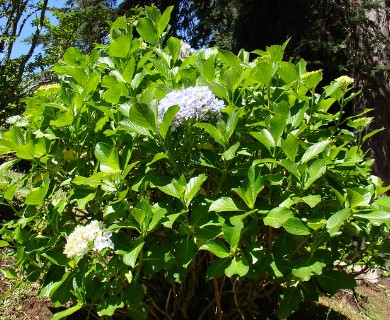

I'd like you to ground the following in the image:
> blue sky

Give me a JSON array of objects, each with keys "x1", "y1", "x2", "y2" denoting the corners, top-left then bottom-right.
[{"x1": 6, "y1": 0, "x2": 65, "y2": 58}]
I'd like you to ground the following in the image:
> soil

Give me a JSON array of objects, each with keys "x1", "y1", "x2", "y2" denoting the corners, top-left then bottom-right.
[{"x1": 1, "y1": 247, "x2": 389, "y2": 319}]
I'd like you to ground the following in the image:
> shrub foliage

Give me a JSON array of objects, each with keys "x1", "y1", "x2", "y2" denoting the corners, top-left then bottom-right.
[{"x1": 0, "y1": 6, "x2": 389, "y2": 319}]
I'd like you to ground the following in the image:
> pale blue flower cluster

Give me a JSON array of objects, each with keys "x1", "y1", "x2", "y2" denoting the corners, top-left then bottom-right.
[{"x1": 158, "y1": 86, "x2": 225, "y2": 129}]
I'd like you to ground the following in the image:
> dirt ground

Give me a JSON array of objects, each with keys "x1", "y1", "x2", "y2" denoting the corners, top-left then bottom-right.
[{"x1": 1, "y1": 248, "x2": 389, "y2": 319}]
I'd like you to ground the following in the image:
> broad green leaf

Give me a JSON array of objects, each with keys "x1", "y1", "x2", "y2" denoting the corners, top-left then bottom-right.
[
  {"x1": 209, "y1": 197, "x2": 244, "y2": 212},
  {"x1": 42, "y1": 251, "x2": 69, "y2": 266},
  {"x1": 200, "y1": 239, "x2": 230, "y2": 258},
  {"x1": 283, "y1": 218, "x2": 310, "y2": 235},
  {"x1": 221, "y1": 142, "x2": 240, "y2": 161},
  {"x1": 94, "y1": 143, "x2": 121, "y2": 172},
  {"x1": 252, "y1": 62, "x2": 274, "y2": 85},
  {"x1": 62, "y1": 47, "x2": 86, "y2": 67},
  {"x1": 119, "y1": 119, "x2": 152, "y2": 137},
  {"x1": 269, "y1": 114, "x2": 287, "y2": 144},
  {"x1": 203, "y1": 56, "x2": 215, "y2": 81},
  {"x1": 300, "y1": 195, "x2": 322, "y2": 208},
  {"x1": 250, "y1": 129, "x2": 275, "y2": 151},
  {"x1": 151, "y1": 176, "x2": 184, "y2": 200},
  {"x1": 282, "y1": 133, "x2": 299, "y2": 161},
  {"x1": 225, "y1": 108, "x2": 245, "y2": 141},
  {"x1": 346, "y1": 188, "x2": 371, "y2": 208},
  {"x1": 26, "y1": 185, "x2": 49, "y2": 205},
  {"x1": 223, "y1": 220, "x2": 243, "y2": 250},
  {"x1": 123, "y1": 240, "x2": 144, "y2": 268},
  {"x1": 292, "y1": 260, "x2": 325, "y2": 281},
  {"x1": 109, "y1": 36, "x2": 131, "y2": 58},
  {"x1": 263, "y1": 207, "x2": 294, "y2": 228},
  {"x1": 16, "y1": 141, "x2": 35, "y2": 159},
  {"x1": 0, "y1": 240, "x2": 9, "y2": 247},
  {"x1": 194, "y1": 123, "x2": 226, "y2": 147},
  {"x1": 276, "y1": 287, "x2": 302, "y2": 319},
  {"x1": 205, "y1": 258, "x2": 229, "y2": 281},
  {"x1": 300, "y1": 140, "x2": 330, "y2": 164},
  {"x1": 160, "y1": 105, "x2": 180, "y2": 139},
  {"x1": 218, "y1": 49, "x2": 241, "y2": 67},
  {"x1": 52, "y1": 304, "x2": 83, "y2": 320},
  {"x1": 136, "y1": 18, "x2": 158, "y2": 45},
  {"x1": 304, "y1": 159, "x2": 327, "y2": 190},
  {"x1": 184, "y1": 174, "x2": 207, "y2": 207},
  {"x1": 326, "y1": 208, "x2": 350, "y2": 230},
  {"x1": 278, "y1": 61, "x2": 298, "y2": 85},
  {"x1": 157, "y1": 6, "x2": 173, "y2": 34},
  {"x1": 50, "y1": 111, "x2": 73, "y2": 128},
  {"x1": 175, "y1": 237, "x2": 197, "y2": 268},
  {"x1": 316, "y1": 270, "x2": 357, "y2": 294},
  {"x1": 97, "y1": 297, "x2": 124, "y2": 316},
  {"x1": 129, "y1": 103, "x2": 156, "y2": 131},
  {"x1": 225, "y1": 255, "x2": 249, "y2": 277},
  {"x1": 167, "y1": 37, "x2": 182, "y2": 61},
  {"x1": 353, "y1": 211, "x2": 390, "y2": 226},
  {"x1": 281, "y1": 159, "x2": 301, "y2": 180}
]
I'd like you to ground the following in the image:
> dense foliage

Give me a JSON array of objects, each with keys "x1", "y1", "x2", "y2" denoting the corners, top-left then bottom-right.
[{"x1": 1, "y1": 6, "x2": 389, "y2": 319}]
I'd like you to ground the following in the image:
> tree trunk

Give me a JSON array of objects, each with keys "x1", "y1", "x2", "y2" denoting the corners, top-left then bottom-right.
[{"x1": 349, "y1": 0, "x2": 390, "y2": 186}]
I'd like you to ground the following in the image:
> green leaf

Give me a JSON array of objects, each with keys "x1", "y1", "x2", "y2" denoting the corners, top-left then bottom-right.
[
  {"x1": 300, "y1": 140, "x2": 330, "y2": 164},
  {"x1": 276, "y1": 287, "x2": 302, "y2": 319},
  {"x1": 119, "y1": 119, "x2": 152, "y2": 137},
  {"x1": 175, "y1": 237, "x2": 197, "y2": 268},
  {"x1": 252, "y1": 62, "x2": 274, "y2": 85},
  {"x1": 304, "y1": 159, "x2": 327, "y2": 190},
  {"x1": 347, "y1": 188, "x2": 371, "y2": 208},
  {"x1": 184, "y1": 174, "x2": 207, "y2": 207},
  {"x1": 167, "y1": 37, "x2": 182, "y2": 61},
  {"x1": 136, "y1": 18, "x2": 158, "y2": 45},
  {"x1": 109, "y1": 36, "x2": 131, "y2": 58},
  {"x1": 282, "y1": 133, "x2": 299, "y2": 161},
  {"x1": 292, "y1": 260, "x2": 325, "y2": 281},
  {"x1": 50, "y1": 111, "x2": 73, "y2": 128},
  {"x1": 223, "y1": 220, "x2": 243, "y2": 250},
  {"x1": 269, "y1": 114, "x2": 287, "y2": 144},
  {"x1": 250, "y1": 129, "x2": 275, "y2": 151},
  {"x1": 209, "y1": 197, "x2": 244, "y2": 212},
  {"x1": 225, "y1": 255, "x2": 249, "y2": 277},
  {"x1": 316, "y1": 270, "x2": 357, "y2": 295},
  {"x1": 62, "y1": 47, "x2": 86, "y2": 67},
  {"x1": 326, "y1": 208, "x2": 351, "y2": 230},
  {"x1": 206, "y1": 258, "x2": 230, "y2": 281},
  {"x1": 16, "y1": 141, "x2": 35, "y2": 159},
  {"x1": 152, "y1": 176, "x2": 184, "y2": 200},
  {"x1": 160, "y1": 105, "x2": 180, "y2": 139},
  {"x1": 283, "y1": 218, "x2": 310, "y2": 235},
  {"x1": 263, "y1": 207, "x2": 294, "y2": 228},
  {"x1": 278, "y1": 61, "x2": 298, "y2": 85},
  {"x1": 123, "y1": 240, "x2": 144, "y2": 268},
  {"x1": 97, "y1": 297, "x2": 124, "y2": 316},
  {"x1": 0, "y1": 240, "x2": 9, "y2": 247},
  {"x1": 353, "y1": 211, "x2": 390, "y2": 226},
  {"x1": 194, "y1": 123, "x2": 226, "y2": 147},
  {"x1": 52, "y1": 304, "x2": 83, "y2": 320},
  {"x1": 300, "y1": 195, "x2": 322, "y2": 208},
  {"x1": 157, "y1": 6, "x2": 173, "y2": 34},
  {"x1": 94, "y1": 143, "x2": 121, "y2": 172},
  {"x1": 26, "y1": 184, "x2": 49, "y2": 206},
  {"x1": 129, "y1": 103, "x2": 157, "y2": 131},
  {"x1": 200, "y1": 239, "x2": 230, "y2": 258},
  {"x1": 281, "y1": 159, "x2": 301, "y2": 180}
]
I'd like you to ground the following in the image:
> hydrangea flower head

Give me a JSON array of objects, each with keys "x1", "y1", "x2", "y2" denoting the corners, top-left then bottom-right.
[
  {"x1": 158, "y1": 86, "x2": 225, "y2": 129},
  {"x1": 179, "y1": 42, "x2": 195, "y2": 59},
  {"x1": 335, "y1": 75, "x2": 354, "y2": 87},
  {"x1": 64, "y1": 220, "x2": 114, "y2": 258}
]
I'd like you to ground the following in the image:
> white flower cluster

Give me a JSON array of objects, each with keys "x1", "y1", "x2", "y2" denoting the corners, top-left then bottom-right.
[
  {"x1": 179, "y1": 42, "x2": 195, "y2": 59},
  {"x1": 158, "y1": 86, "x2": 225, "y2": 129},
  {"x1": 64, "y1": 220, "x2": 114, "y2": 258},
  {"x1": 335, "y1": 75, "x2": 354, "y2": 87}
]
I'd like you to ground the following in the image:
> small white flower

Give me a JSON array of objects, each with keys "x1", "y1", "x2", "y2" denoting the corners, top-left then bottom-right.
[
  {"x1": 64, "y1": 220, "x2": 114, "y2": 258},
  {"x1": 179, "y1": 42, "x2": 195, "y2": 59},
  {"x1": 158, "y1": 86, "x2": 225, "y2": 129}
]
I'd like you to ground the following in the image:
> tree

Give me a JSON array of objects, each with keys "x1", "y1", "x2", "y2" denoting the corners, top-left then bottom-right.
[{"x1": 0, "y1": 0, "x2": 49, "y2": 123}]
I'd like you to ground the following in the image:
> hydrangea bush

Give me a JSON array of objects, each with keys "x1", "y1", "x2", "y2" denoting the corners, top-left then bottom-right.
[{"x1": 0, "y1": 6, "x2": 389, "y2": 319}]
